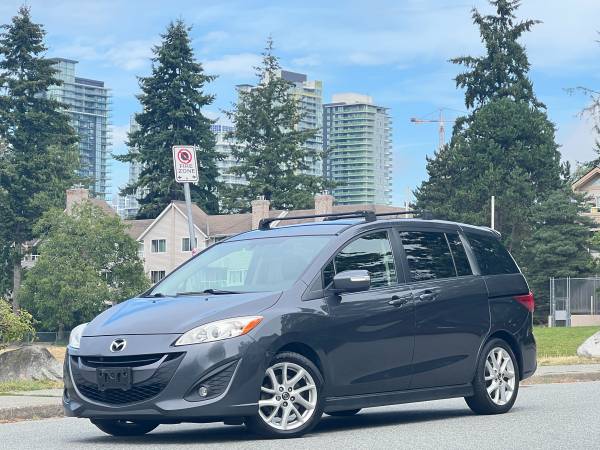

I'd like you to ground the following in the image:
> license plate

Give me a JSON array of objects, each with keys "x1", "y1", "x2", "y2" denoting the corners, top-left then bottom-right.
[{"x1": 97, "y1": 367, "x2": 132, "y2": 391}]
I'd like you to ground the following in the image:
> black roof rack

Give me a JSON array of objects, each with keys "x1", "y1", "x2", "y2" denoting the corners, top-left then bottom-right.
[{"x1": 258, "y1": 210, "x2": 423, "y2": 230}]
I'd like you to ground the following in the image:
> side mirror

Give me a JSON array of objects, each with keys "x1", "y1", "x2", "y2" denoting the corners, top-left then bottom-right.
[{"x1": 332, "y1": 270, "x2": 371, "y2": 293}]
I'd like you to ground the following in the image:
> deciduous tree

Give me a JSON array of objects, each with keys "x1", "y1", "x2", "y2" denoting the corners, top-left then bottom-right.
[{"x1": 19, "y1": 203, "x2": 150, "y2": 339}]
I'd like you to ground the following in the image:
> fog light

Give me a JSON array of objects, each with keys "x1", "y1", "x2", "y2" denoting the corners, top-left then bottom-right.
[{"x1": 198, "y1": 386, "x2": 209, "y2": 397}]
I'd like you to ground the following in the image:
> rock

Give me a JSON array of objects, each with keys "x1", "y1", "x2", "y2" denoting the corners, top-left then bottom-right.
[
  {"x1": 577, "y1": 331, "x2": 600, "y2": 358},
  {"x1": 0, "y1": 346, "x2": 62, "y2": 382}
]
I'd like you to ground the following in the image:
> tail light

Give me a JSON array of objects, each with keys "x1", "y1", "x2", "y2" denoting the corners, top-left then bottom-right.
[{"x1": 514, "y1": 292, "x2": 535, "y2": 312}]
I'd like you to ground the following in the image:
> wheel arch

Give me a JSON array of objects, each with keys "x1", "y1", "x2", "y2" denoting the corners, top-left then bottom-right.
[
  {"x1": 274, "y1": 342, "x2": 326, "y2": 381},
  {"x1": 485, "y1": 330, "x2": 524, "y2": 379}
]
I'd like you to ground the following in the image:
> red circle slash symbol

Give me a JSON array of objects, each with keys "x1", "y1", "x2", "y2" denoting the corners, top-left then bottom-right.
[{"x1": 177, "y1": 149, "x2": 192, "y2": 164}]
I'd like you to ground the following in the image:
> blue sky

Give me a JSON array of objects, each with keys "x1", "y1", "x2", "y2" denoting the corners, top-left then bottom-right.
[{"x1": 2, "y1": 0, "x2": 600, "y2": 205}]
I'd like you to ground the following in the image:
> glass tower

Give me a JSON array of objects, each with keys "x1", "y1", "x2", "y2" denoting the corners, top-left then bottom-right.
[
  {"x1": 280, "y1": 70, "x2": 323, "y2": 177},
  {"x1": 323, "y1": 93, "x2": 392, "y2": 205},
  {"x1": 48, "y1": 58, "x2": 112, "y2": 200}
]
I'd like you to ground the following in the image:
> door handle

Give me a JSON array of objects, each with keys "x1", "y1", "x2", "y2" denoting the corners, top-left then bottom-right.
[
  {"x1": 388, "y1": 294, "x2": 413, "y2": 307},
  {"x1": 419, "y1": 291, "x2": 436, "y2": 301}
]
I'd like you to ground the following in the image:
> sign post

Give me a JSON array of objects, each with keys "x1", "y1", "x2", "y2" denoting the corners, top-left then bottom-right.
[{"x1": 173, "y1": 145, "x2": 199, "y2": 254}]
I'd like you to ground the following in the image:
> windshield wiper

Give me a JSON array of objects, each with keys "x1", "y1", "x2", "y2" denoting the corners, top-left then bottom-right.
[
  {"x1": 176, "y1": 289, "x2": 244, "y2": 296},
  {"x1": 144, "y1": 292, "x2": 166, "y2": 298}
]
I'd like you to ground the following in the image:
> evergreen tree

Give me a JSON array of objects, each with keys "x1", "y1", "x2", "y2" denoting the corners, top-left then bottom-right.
[
  {"x1": 415, "y1": 0, "x2": 563, "y2": 251},
  {"x1": 19, "y1": 203, "x2": 150, "y2": 339},
  {"x1": 451, "y1": 0, "x2": 543, "y2": 110},
  {"x1": 517, "y1": 189, "x2": 596, "y2": 318},
  {"x1": 0, "y1": 6, "x2": 79, "y2": 310},
  {"x1": 416, "y1": 98, "x2": 562, "y2": 250},
  {"x1": 222, "y1": 38, "x2": 328, "y2": 212},
  {"x1": 117, "y1": 20, "x2": 219, "y2": 219}
]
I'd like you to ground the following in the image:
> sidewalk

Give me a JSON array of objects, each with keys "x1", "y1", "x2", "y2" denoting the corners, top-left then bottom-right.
[{"x1": 0, "y1": 389, "x2": 63, "y2": 422}]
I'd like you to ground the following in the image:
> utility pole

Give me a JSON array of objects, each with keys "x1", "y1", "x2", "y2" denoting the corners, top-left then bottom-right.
[{"x1": 491, "y1": 195, "x2": 495, "y2": 230}]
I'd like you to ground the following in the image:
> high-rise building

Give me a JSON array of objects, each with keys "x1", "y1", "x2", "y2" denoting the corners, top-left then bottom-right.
[
  {"x1": 323, "y1": 93, "x2": 392, "y2": 205},
  {"x1": 280, "y1": 70, "x2": 323, "y2": 177},
  {"x1": 48, "y1": 58, "x2": 112, "y2": 200},
  {"x1": 211, "y1": 122, "x2": 247, "y2": 187}
]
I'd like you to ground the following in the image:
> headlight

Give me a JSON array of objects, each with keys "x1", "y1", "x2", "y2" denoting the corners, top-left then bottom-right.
[
  {"x1": 174, "y1": 316, "x2": 263, "y2": 346},
  {"x1": 68, "y1": 323, "x2": 88, "y2": 349}
]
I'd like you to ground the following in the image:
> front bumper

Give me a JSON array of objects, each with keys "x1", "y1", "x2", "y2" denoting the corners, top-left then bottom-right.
[{"x1": 63, "y1": 333, "x2": 265, "y2": 422}]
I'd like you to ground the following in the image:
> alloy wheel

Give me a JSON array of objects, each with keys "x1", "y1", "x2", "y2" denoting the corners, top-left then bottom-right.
[
  {"x1": 484, "y1": 346, "x2": 516, "y2": 406},
  {"x1": 258, "y1": 361, "x2": 318, "y2": 431}
]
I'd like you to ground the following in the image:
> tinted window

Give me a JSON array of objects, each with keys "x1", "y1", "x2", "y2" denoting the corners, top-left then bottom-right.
[
  {"x1": 323, "y1": 231, "x2": 397, "y2": 288},
  {"x1": 399, "y1": 231, "x2": 455, "y2": 281},
  {"x1": 465, "y1": 232, "x2": 519, "y2": 275},
  {"x1": 446, "y1": 233, "x2": 472, "y2": 276}
]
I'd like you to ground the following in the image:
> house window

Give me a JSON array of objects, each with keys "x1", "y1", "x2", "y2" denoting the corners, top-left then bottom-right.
[
  {"x1": 138, "y1": 240, "x2": 144, "y2": 259},
  {"x1": 151, "y1": 239, "x2": 166, "y2": 253},
  {"x1": 150, "y1": 270, "x2": 166, "y2": 284},
  {"x1": 181, "y1": 237, "x2": 198, "y2": 252}
]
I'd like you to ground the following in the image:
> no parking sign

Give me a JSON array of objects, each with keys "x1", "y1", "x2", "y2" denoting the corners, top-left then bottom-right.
[{"x1": 172, "y1": 146, "x2": 199, "y2": 183}]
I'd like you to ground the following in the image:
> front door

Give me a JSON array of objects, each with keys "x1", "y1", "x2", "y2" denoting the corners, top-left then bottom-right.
[
  {"x1": 396, "y1": 228, "x2": 490, "y2": 389},
  {"x1": 323, "y1": 229, "x2": 415, "y2": 396}
]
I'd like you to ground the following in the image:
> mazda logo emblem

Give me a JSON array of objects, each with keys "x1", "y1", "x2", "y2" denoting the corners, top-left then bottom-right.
[{"x1": 110, "y1": 338, "x2": 127, "y2": 352}]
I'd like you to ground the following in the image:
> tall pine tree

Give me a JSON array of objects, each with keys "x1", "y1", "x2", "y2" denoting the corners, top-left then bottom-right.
[
  {"x1": 222, "y1": 38, "x2": 328, "y2": 212},
  {"x1": 415, "y1": 0, "x2": 563, "y2": 250},
  {"x1": 117, "y1": 20, "x2": 219, "y2": 219},
  {"x1": 451, "y1": 0, "x2": 543, "y2": 110},
  {"x1": 0, "y1": 6, "x2": 79, "y2": 310}
]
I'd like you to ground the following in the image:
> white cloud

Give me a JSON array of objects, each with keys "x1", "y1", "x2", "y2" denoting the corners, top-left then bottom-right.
[
  {"x1": 204, "y1": 53, "x2": 261, "y2": 78},
  {"x1": 560, "y1": 116, "x2": 597, "y2": 167},
  {"x1": 105, "y1": 40, "x2": 155, "y2": 71},
  {"x1": 291, "y1": 54, "x2": 321, "y2": 67}
]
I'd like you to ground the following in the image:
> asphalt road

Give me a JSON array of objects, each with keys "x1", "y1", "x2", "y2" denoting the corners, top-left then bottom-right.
[{"x1": 1, "y1": 381, "x2": 599, "y2": 450}]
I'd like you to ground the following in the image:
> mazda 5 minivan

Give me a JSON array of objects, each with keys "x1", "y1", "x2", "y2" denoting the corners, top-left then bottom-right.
[{"x1": 64, "y1": 211, "x2": 536, "y2": 438}]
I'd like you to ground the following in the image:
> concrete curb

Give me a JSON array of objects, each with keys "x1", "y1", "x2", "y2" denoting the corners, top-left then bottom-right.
[
  {"x1": 523, "y1": 371, "x2": 600, "y2": 385},
  {"x1": 0, "y1": 404, "x2": 63, "y2": 422}
]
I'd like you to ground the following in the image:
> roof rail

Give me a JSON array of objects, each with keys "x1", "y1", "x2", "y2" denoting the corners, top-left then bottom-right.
[{"x1": 257, "y1": 210, "x2": 423, "y2": 230}]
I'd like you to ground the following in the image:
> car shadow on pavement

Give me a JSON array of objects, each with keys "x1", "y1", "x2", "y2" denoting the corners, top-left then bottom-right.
[{"x1": 73, "y1": 407, "x2": 475, "y2": 445}]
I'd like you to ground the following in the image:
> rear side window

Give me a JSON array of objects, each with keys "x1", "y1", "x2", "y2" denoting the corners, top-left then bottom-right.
[
  {"x1": 446, "y1": 233, "x2": 472, "y2": 277},
  {"x1": 323, "y1": 231, "x2": 397, "y2": 289},
  {"x1": 465, "y1": 232, "x2": 519, "y2": 275},
  {"x1": 399, "y1": 231, "x2": 455, "y2": 281}
]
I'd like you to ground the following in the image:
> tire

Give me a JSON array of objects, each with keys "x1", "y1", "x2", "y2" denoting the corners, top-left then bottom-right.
[
  {"x1": 245, "y1": 351, "x2": 325, "y2": 438},
  {"x1": 90, "y1": 419, "x2": 159, "y2": 436},
  {"x1": 326, "y1": 409, "x2": 361, "y2": 417},
  {"x1": 465, "y1": 338, "x2": 520, "y2": 415}
]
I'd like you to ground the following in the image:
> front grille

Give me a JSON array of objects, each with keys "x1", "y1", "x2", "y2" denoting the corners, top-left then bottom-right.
[
  {"x1": 70, "y1": 353, "x2": 184, "y2": 405},
  {"x1": 77, "y1": 353, "x2": 170, "y2": 368}
]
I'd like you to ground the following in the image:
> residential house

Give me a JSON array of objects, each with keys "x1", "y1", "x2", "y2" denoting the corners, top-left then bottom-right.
[{"x1": 572, "y1": 166, "x2": 600, "y2": 229}]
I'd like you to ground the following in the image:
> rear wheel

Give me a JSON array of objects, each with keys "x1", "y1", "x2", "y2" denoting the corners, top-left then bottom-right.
[
  {"x1": 245, "y1": 352, "x2": 324, "y2": 438},
  {"x1": 326, "y1": 409, "x2": 361, "y2": 417},
  {"x1": 465, "y1": 338, "x2": 520, "y2": 415},
  {"x1": 90, "y1": 419, "x2": 159, "y2": 436}
]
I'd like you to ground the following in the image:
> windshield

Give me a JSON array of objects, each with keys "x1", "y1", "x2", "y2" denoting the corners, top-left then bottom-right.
[{"x1": 149, "y1": 235, "x2": 331, "y2": 296}]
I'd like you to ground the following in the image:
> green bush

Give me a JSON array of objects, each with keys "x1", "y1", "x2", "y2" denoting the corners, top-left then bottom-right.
[{"x1": 0, "y1": 298, "x2": 35, "y2": 348}]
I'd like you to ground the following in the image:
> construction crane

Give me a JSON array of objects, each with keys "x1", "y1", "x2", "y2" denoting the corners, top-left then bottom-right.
[{"x1": 410, "y1": 109, "x2": 457, "y2": 149}]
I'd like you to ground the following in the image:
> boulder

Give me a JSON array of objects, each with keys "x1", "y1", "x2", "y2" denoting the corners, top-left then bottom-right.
[
  {"x1": 577, "y1": 331, "x2": 600, "y2": 358},
  {"x1": 0, "y1": 346, "x2": 62, "y2": 382}
]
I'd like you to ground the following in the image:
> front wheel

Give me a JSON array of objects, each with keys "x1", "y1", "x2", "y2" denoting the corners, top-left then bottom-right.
[
  {"x1": 90, "y1": 419, "x2": 159, "y2": 436},
  {"x1": 465, "y1": 338, "x2": 520, "y2": 415},
  {"x1": 245, "y1": 352, "x2": 324, "y2": 438}
]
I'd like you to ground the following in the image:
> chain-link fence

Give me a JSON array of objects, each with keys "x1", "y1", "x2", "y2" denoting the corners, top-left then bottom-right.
[{"x1": 550, "y1": 277, "x2": 600, "y2": 326}]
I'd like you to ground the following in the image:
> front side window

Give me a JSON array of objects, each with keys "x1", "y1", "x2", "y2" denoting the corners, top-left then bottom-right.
[
  {"x1": 151, "y1": 236, "x2": 331, "y2": 296},
  {"x1": 399, "y1": 231, "x2": 455, "y2": 281},
  {"x1": 151, "y1": 239, "x2": 166, "y2": 253},
  {"x1": 323, "y1": 231, "x2": 397, "y2": 289}
]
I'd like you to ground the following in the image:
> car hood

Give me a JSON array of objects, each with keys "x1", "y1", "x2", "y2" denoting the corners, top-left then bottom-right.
[{"x1": 83, "y1": 291, "x2": 281, "y2": 336}]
